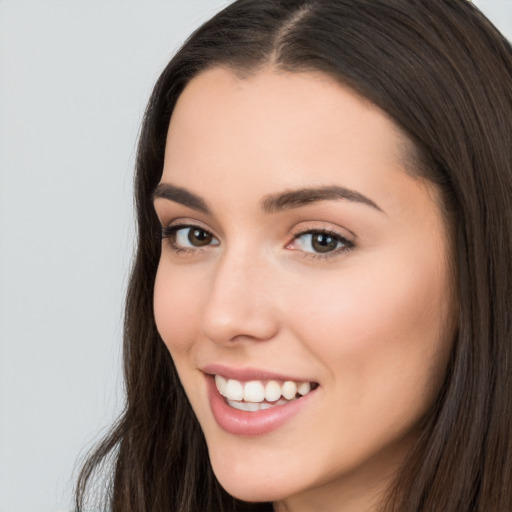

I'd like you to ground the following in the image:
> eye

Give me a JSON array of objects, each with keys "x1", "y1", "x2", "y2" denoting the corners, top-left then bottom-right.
[
  {"x1": 161, "y1": 225, "x2": 220, "y2": 251},
  {"x1": 176, "y1": 226, "x2": 216, "y2": 247},
  {"x1": 290, "y1": 229, "x2": 354, "y2": 256}
]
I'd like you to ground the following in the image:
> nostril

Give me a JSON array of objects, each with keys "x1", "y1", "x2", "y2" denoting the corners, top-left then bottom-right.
[{"x1": 200, "y1": 304, "x2": 280, "y2": 345}]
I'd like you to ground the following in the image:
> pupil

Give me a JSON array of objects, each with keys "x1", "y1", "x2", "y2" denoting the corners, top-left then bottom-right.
[
  {"x1": 189, "y1": 228, "x2": 212, "y2": 246},
  {"x1": 312, "y1": 234, "x2": 338, "y2": 253}
]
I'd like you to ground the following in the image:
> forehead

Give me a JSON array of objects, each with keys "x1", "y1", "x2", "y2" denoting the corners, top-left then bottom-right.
[
  {"x1": 166, "y1": 68, "x2": 409, "y2": 178},
  {"x1": 161, "y1": 66, "x2": 435, "y2": 221},
  {"x1": 167, "y1": 66, "x2": 409, "y2": 160}
]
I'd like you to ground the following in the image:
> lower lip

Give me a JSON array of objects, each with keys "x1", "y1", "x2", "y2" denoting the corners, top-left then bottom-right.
[{"x1": 206, "y1": 375, "x2": 316, "y2": 436}]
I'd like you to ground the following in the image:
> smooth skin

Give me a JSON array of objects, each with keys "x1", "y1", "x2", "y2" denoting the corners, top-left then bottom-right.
[{"x1": 153, "y1": 67, "x2": 457, "y2": 512}]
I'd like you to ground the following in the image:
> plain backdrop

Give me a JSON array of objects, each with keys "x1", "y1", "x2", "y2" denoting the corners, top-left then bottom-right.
[{"x1": 0, "y1": 1, "x2": 510, "y2": 511}]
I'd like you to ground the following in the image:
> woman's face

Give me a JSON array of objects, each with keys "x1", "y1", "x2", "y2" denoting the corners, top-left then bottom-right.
[{"x1": 153, "y1": 67, "x2": 456, "y2": 511}]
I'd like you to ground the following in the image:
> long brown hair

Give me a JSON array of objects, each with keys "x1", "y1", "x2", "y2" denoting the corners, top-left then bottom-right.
[{"x1": 75, "y1": 1, "x2": 512, "y2": 510}]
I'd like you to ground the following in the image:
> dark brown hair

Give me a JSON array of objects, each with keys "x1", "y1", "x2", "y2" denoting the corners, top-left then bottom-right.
[{"x1": 75, "y1": 1, "x2": 512, "y2": 510}]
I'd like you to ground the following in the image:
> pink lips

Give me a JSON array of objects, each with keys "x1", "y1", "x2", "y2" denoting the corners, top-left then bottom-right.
[
  {"x1": 203, "y1": 364, "x2": 318, "y2": 436},
  {"x1": 202, "y1": 363, "x2": 314, "y2": 383}
]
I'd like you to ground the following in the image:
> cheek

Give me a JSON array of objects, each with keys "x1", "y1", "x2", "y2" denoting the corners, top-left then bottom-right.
[
  {"x1": 153, "y1": 263, "x2": 203, "y2": 355},
  {"x1": 286, "y1": 250, "x2": 454, "y2": 415}
]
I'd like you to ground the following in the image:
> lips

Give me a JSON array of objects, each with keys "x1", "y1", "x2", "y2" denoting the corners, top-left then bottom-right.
[
  {"x1": 203, "y1": 364, "x2": 319, "y2": 436},
  {"x1": 202, "y1": 363, "x2": 316, "y2": 383}
]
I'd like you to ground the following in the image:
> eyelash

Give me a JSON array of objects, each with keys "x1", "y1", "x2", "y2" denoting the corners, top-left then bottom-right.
[
  {"x1": 160, "y1": 224, "x2": 218, "y2": 255},
  {"x1": 290, "y1": 227, "x2": 355, "y2": 260},
  {"x1": 159, "y1": 224, "x2": 355, "y2": 259}
]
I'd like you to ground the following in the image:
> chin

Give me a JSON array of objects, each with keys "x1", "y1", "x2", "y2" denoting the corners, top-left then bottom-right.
[
  {"x1": 217, "y1": 477, "x2": 289, "y2": 504},
  {"x1": 209, "y1": 450, "x2": 298, "y2": 503}
]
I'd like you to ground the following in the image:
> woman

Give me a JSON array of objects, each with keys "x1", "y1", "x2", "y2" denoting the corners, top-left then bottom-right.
[{"x1": 75, "y1": 1, "x2": 512, "y2": 511}]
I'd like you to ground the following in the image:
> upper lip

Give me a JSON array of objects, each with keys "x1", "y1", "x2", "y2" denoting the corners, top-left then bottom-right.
[{"x1": 201, "y1": 363, "x2": 317, "y2": 383}]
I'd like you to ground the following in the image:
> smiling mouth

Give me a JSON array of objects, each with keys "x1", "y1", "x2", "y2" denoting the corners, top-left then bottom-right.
[{"x1": 214, "y1": 375, "x2": 320, "y2": 412}]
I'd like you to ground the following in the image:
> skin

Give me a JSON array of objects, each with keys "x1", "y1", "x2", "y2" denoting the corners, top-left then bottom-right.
[{"x1": 153, "y1": 67, "x2": 457, "y2": 512}]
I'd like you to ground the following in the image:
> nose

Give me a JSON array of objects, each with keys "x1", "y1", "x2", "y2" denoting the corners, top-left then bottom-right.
[{"x1": 200, "y1": 249, "x2": 280, "y2": 345}]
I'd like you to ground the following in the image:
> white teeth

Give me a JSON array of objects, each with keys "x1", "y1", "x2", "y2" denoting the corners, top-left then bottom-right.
[
  {"x1": 215, "y1": 375, "x2": 316, "y2": 405},
  {"x1": 282, "y1": 381, "x2": 297, "y2": 400},
  {"x1": 265, "y1": 380, "x2": 282, "y2": 402},
  {"x1": 225, "y1": 379, "x2": 244, "y2": 401},
  {"x1": 215, "y1": 375, "x2": 227, "y2": 396},
  {"x1": 243, "y1": 381, "x2": 265, "y2": 402},
  {"x1": 297, "y1": 382, "x2": 311, "y2": 396},
  {"x1": 227, "y1": 398, "x2": 291, "y2": 412},
  {"x1": 243, "y1": 401, "x2": 260, "y2": 412}
]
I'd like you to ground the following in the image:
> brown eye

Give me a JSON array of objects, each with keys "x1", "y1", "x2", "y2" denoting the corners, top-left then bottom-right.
[
  {"x1": 291, "y1": 230, "x2": 353, "y2": 257},
  {"x1": 311, "y1": 233, "x2": 339, "y2": 253},
  {"x1": 165, "y1": 225, "x2": 219, "y2": 250},
  {"x1": 188, "y1": 228, "x2": 213, "y2": 246}
]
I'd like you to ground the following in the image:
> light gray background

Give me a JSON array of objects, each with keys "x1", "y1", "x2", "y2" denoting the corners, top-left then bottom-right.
[{"x1": 0, "y1": 1, "x2": 510, "y2": 511}]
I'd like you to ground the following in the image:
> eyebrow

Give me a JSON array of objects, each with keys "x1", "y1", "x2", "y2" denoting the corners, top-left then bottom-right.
[
  {"x1": 152, "y1": 183, "x2": 210, "y2": 214},
  {"x1": 152, "y1": 183, "x2": 383, "y2": 215},
  {"x1": 262, "y1": 186, "x2": 383, "y2": 214}
]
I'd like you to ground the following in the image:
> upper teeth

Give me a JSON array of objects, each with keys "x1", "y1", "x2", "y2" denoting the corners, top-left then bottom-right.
[{"x1": 215, "y1": 375, "x2": 313, "y2": 403}]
